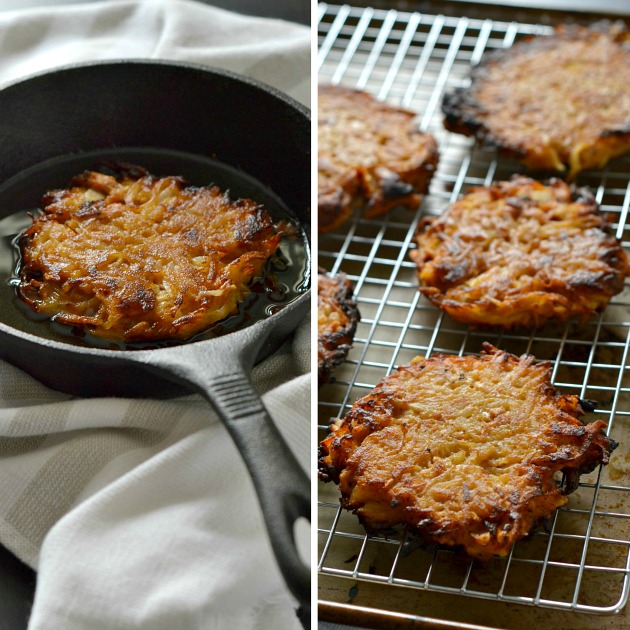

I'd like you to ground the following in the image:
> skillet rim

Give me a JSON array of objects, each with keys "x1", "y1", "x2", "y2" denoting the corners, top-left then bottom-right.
[
  {"x1": 0, "y1": 57, "x2": 311, "y2": 120},
  {"x1": 0, "y1": 58, "x2": 311, "y2": 358}
]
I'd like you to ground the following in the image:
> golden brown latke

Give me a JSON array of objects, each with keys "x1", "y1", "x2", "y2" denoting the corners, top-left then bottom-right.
[
  {"x1": 442, "y1": 22, "x2": 630, "y2": 177},
  {"x1": 318, "y1": 269, "x2": 360, "y2": 387},
  {"x1": 319, "y1": 84, "x2": 439, "y2": 232},
  {"x1": 411, "y1": 176, "x2": 628, "y2": 329},
  {"x1": 18, "y1": 165, "x2": 281, "y2": 342},
  {"x1": 318, "y1": 344, "x2": 616, "y2": 560}
]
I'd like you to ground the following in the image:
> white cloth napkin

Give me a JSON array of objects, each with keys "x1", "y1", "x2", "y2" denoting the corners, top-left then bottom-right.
[{"x1": 0, "y1": 1, "x2": 311, "y2": 628}]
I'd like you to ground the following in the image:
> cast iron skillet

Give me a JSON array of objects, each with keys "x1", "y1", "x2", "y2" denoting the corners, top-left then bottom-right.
[{"x1": 0, "y1": 61, "x2": 311, "y2": 622}]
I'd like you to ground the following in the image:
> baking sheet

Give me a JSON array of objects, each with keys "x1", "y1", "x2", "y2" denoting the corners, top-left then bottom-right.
[{"x1": 318, "y1": 3, "x2": 630, "y2": 626}]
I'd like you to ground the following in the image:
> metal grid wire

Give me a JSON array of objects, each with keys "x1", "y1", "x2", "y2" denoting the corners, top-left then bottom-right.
[{"x1": 317, "y1": 2, "x2": 630, "y2": 616}]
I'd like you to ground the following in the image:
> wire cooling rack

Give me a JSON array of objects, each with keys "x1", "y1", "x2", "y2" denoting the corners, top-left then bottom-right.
[{"x1": 317, "y1": 2, "x2": 630, "y2": 620}]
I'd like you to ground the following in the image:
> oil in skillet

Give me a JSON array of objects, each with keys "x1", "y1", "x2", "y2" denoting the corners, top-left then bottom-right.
[
  {"x1": 0, "y1": 149, "x2": 310, "y2": 349},
  {"x1": 0, "y1": 210, "x2": 309, "y2": 351}
]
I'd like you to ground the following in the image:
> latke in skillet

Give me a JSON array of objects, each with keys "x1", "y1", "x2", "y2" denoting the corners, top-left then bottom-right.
[
  {"x1": 319, "y1": 85, "x2": 439, "y2": 232},
  {"x1": 18, "y1": 165, "x2": 281, "y2": 343},
  {"x1": 411, "y1": 176, "x2": 628, "y2": 329},
  {"x1": 318, "y1": 269, "x2": 360, "y2": 387},
  {"x1": 442, "y1": 22, "x2": 630, "y2": 177},
  {"x1": 318, "y1": 343, "x2": 616, "y2": 560}
]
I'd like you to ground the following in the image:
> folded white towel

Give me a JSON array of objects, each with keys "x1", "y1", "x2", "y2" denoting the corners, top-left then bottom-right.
[
  {"x1": 0, "y1": 0, "x2": 310, "y2": 107},
  {"x1": 0, "y1": 1, "x2": 311, "y2": 628}
]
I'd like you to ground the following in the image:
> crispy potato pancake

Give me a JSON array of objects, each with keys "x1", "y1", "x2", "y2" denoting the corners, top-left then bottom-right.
[
  {"x1": 318, "y1": 269, "x2": 360, "y2": 387},
  {"x1": 442, "y1": 22, "x2": 630, "y2": 178},
  {"x1": 319, "y1": 85, "x2": 439, "y2": 232},
  {"x1": 18, "y1": 165, "x2": 281, "y2": 342},
  {"x1": 411, "y1": 176, "x2": 628, "y2": 329},
  {"x1": 318, "y1": 344, "x2": 616, "y2": 559}
]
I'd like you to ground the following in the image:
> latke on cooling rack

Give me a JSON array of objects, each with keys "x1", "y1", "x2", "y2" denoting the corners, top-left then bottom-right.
[
  {"x1": 318, "y1": 269, "x2": 360, "y2": 387},
  {"x1": 318, "y1": 343, "x2": 617, "y2": 560},
  {"x1": 442, "y1": 22, "x2": 630, "y2": 177},
  {"x1": 411, "y1": 176, "x2": 628, "y2": 329},
  {"x1": 319, "y1": 84, "x2": 439, "y2": 232}
]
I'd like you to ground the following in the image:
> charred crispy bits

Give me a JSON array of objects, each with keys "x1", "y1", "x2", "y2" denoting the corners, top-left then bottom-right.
[
  {"x1": 442, "y1": 22, "x2": 630, "y2": 177},
  {"x1": 18, "y1": 165, "x2": 281, "y2": 342},
  {"x1": 318, "y1": 344, "x2": 616, "y2": 560},
  {"x1": 318, "y1": 84, "x2": 439, "y2": 232},
  {"x1": 318, "y1": 269, "x2": 360, "y2": 387},
  {"x1": 411, "y1": 176, "x2": 628, "y2": 329}
]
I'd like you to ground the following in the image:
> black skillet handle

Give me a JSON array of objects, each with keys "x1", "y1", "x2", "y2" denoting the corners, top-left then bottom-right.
[
  {"x1": 139, "y1": 305, "x2": 312, "y2": 625},
  {"x1": 204, "y1": 372, "x2": 311, "y2": 616}
]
